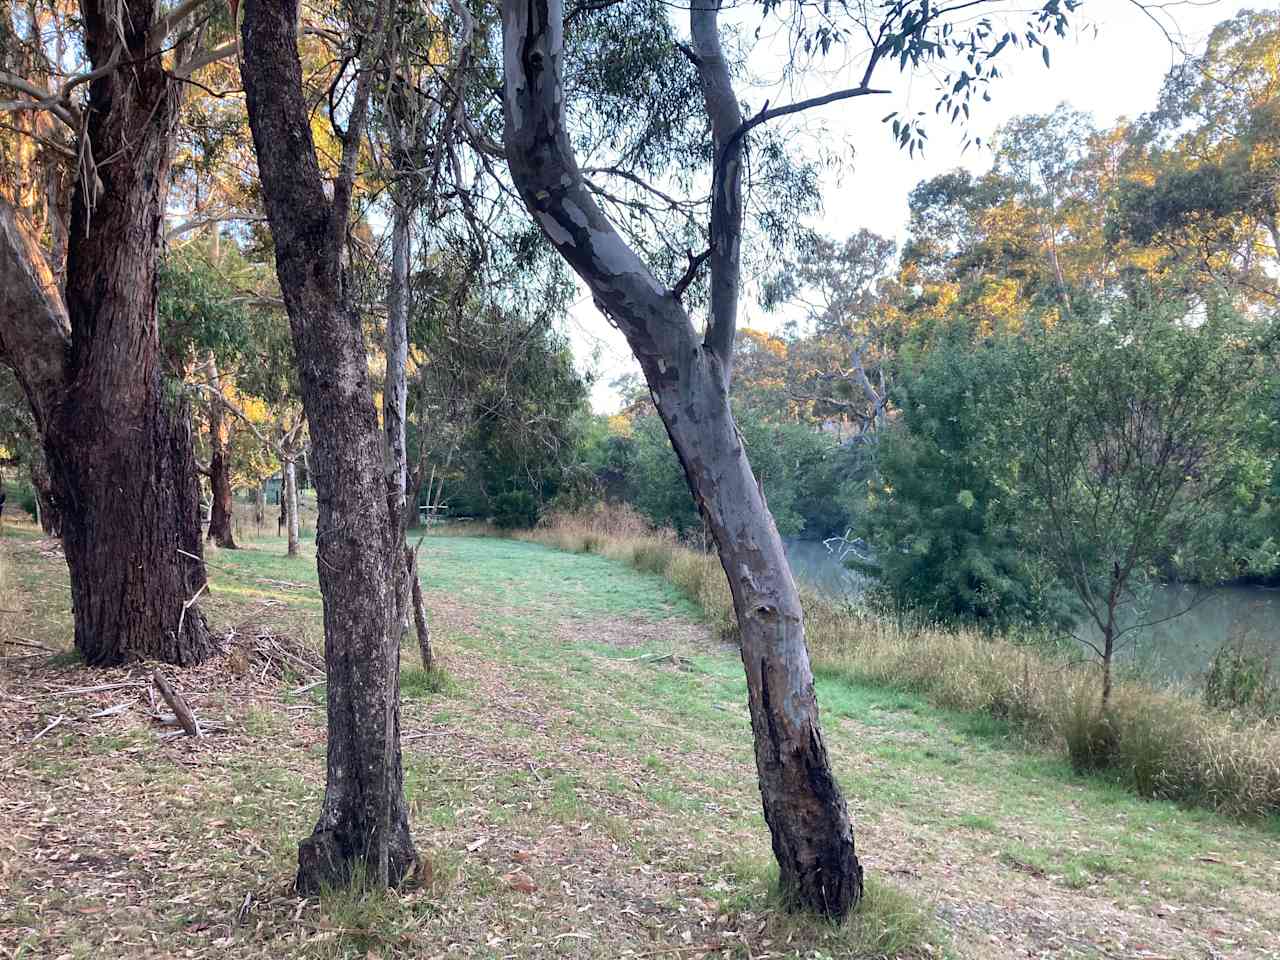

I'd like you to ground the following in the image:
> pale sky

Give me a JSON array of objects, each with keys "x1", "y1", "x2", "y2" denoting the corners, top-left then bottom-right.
[{"x1": 568, "y1": 0, "x2": 1258, "y2": 413}]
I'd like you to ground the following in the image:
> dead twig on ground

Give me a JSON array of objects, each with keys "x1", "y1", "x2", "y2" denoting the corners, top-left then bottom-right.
[
  {"x1": 30, "y1": 715, "x2": 65, "y2": 741},
  {"x1": 152, "y1": 669, "x2": 201, "y2": 737}
]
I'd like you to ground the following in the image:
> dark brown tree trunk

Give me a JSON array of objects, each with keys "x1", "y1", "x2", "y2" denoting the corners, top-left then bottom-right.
[
  {"x1": 407, "y1": 545, "x2": 432, "y2": 670},
  {"x1": 206, "y1": 386, "x2": 238, "y2": 548},
  {"x1": 30, "y1": 460, "x2": 61, "y2": 537},
  {"x1": 241, "y1": 0, "x2": 417, "y2": 893},
  {"x1": 205, "y1": 361, "x2": 238, "y2": 549},
  {"x1": 206, "y1": 444, "x2": 237, "y2": 548},
  {"x1": 501, "y1": 0, "x2": 861, "y2": 918},
  {"x1": 0, "y1": 2, "x2": 213, "y2": 668}
]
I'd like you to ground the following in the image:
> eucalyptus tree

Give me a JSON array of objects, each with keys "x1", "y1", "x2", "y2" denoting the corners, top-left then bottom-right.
[
  {"x1": 240, "y1": 0, "x2": 419, "y2": 892},
  {"x1": 1110, "y1": 8, "x2": 1280, "y2": 303},
  {"x1": 500, "y1": 0, "x2": 1123, "y2": 918},
  {"x1": 0, "y1": 0, "x2": 243, "y2": 666}
]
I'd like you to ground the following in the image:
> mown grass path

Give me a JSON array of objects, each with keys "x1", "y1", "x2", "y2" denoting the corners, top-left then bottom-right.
[{"x1": 1, "y1": 529, "x2": 1277, "y2": 959}]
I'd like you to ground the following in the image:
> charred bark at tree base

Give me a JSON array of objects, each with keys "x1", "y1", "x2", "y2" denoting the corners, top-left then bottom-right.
[
  {"x1": 659, "y1": 385, "x2": 864, "y2": 919},
  {"x1": 297, "y1": 818, "x2": 417, "y2": 894},
  {"x1": 755, "y1": 657, "x2": 863, "y2": 915}
]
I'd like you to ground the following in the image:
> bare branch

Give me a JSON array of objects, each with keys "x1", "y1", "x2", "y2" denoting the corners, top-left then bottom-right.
[{"x1": 671, "y1": 247, "x2": 712, "y2": 302}]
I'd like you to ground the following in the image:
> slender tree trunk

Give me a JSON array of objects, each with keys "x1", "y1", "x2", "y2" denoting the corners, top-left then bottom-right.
[
  {"x1": 1101, "y1": 617, "x2": 1116, "y2": 709},
  {"x1": 206, "y1": 364, "x2": 238, "y2": 548},
  {"x1": 284, "y1": 457, "x2": 300, "y2": 557},
  {"x1": 384, "y1": 199, "x2": 432, "y2": 664},
  {"x1": 242, "y1": 0, "x2": 416, "y2": 893},
  {"x1": 501, "y1": 0, "x2": 861, "y2": 917},
  {"x1": 29, "y1": 459, "x2": 60, "y2": 537},
  {"x1": 407, "y1": 544, "x2": 432, "y2": 670},
  {"x1": 656, "y1": 374, "x2": 861, "y2": 914},
  {"x1": 0, "y1": 3, "x2": 212, "y2": 668},
  {"x1": 1100, "y1": 563, "x2": 1123, "y2": 710},
  {"x1": 254, "y1": 481, "x2": 266, "y2": 536}
]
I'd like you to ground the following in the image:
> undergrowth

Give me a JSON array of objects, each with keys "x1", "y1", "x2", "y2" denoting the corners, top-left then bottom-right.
[{"x1": 497, "y1": 505, "x2": 1280, "y2": 819}]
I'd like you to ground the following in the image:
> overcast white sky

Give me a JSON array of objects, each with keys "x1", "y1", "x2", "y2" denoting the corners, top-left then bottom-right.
[{"x1": 568, "y1": 0, "x2": 1256, "y2": 413}]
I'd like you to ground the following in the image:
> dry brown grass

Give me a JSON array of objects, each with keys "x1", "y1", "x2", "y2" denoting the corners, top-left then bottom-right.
[{"x1": 521, "y1": 507, "x2": 1280, "y2": 819}]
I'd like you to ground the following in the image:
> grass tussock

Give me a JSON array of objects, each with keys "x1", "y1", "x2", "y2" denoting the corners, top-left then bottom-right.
[{"x1": 521, "y1": 507, "x2": 1280, "y2": 819}]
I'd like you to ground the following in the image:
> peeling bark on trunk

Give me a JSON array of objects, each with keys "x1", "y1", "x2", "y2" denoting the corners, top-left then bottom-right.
[
  {"x1": 0, "y1": 1, "x2": 213, "y2": 668},
  {"x1": 241, "y1": 0, "x2": 416, "y2": 893},
  {"x1": 501, "y1": 0, "x2": 861, "y2": 918}
]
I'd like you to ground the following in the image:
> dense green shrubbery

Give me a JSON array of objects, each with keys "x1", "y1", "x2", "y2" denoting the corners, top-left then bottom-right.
[
  {"x1": 586, "y1": 404, "x2": 867, "y2": 541},
  {"x1": 491, "y1": 490, "x2": 540, "y2": 529},
  {"x1": 853, "y1": 338, "x2": 1078, "y2": 632}
]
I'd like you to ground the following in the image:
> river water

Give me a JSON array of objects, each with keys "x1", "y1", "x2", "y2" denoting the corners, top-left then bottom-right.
[{"x1": 783, "y1": 539, "x2": 1280, "y2": 684}]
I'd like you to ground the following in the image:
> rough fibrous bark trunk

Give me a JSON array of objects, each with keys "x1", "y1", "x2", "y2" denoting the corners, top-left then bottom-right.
[
  {"x1": 501, "y1": 0, "x2": 862, "y2": 917},
  {"x1": 0, "y1": 1, "x2": 213, "y2": 668},
  {"x1": 241, "y1": 0, "x2": 416, "y2": 893},
  {"x1": 206, "y1": 365, "x2": 238, "y2": 548},
  {"x1": 30, "y1": 459, "x2": 61, "y2": 537}
]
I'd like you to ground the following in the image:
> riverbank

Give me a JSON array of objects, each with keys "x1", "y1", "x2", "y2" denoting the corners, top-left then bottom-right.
[
  {"x1": 512, "y1": 508, "x2": 1280, "y2": 820},
  {"x1": 4, "y1": 528, "x2": 1279, "y2": 957}
]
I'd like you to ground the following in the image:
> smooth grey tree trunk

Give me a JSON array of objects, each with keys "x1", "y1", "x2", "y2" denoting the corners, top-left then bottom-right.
[
  {"x1": 284, "y1": 457, "x2": 300, "y2": 557},
  {"x1": 383, "y1": 199, "x2": 433, "y2": 669},
  {"x1": 500, "y1": 0, "x2": 862, "y2": 917}
]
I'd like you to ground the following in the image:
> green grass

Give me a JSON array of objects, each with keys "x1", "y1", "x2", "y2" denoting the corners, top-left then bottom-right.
[
  {"x1": 6, "y1": 528, "x2": 1280, "y2": 958},
  {"x1": 429, "y1": 535, "x2": 1279, "y2": 909}
]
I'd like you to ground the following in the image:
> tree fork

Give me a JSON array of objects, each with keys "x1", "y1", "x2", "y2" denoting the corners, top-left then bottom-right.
[{"x1": 500, "y1": 0, "x2": 862, "y2": 917}]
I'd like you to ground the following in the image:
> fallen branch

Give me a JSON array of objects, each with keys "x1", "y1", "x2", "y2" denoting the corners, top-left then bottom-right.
[
  {"x1": 152, "y1": 669, "x2": 201, "y2": 737},
  {"x1": 31, "y1": 715, "x2": 65, "y2": 741},
  {"x1": 87, "y1": 703, "x2": 131, "y2": 719},
  {"x1": 5, "y1": 637, "x2": 52, "y2": 650},
  {"x1": 289, "y1": 679, "x2": 325, "y2": 695}
]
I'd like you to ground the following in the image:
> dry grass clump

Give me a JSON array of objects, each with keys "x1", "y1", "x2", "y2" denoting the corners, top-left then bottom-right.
[{"x1": 523, "y1": 506, "x2": 1280, "y2": 819}]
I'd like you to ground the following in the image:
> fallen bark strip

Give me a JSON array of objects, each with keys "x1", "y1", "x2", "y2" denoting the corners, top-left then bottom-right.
[{"x1": 152, "y1": 669, "x2": 201, "y2": 737}]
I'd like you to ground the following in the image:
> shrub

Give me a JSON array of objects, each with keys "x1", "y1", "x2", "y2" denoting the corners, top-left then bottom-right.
[{"x1": 492, "y1": 491, "x2": 539, "y2": 529}]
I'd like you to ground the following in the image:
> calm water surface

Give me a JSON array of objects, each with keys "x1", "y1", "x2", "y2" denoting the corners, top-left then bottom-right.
[{"x1": 783, "y1": 539, "x2": 1280, "y2": 684}]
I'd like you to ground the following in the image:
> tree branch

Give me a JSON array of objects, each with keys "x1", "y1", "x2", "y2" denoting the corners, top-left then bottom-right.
[
  {"x1": 671, "y1": 247, "x2": 712, "y2": 302},
  {"x1": 691, "y1": 0, "x2": 744, "y2": 373}
]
